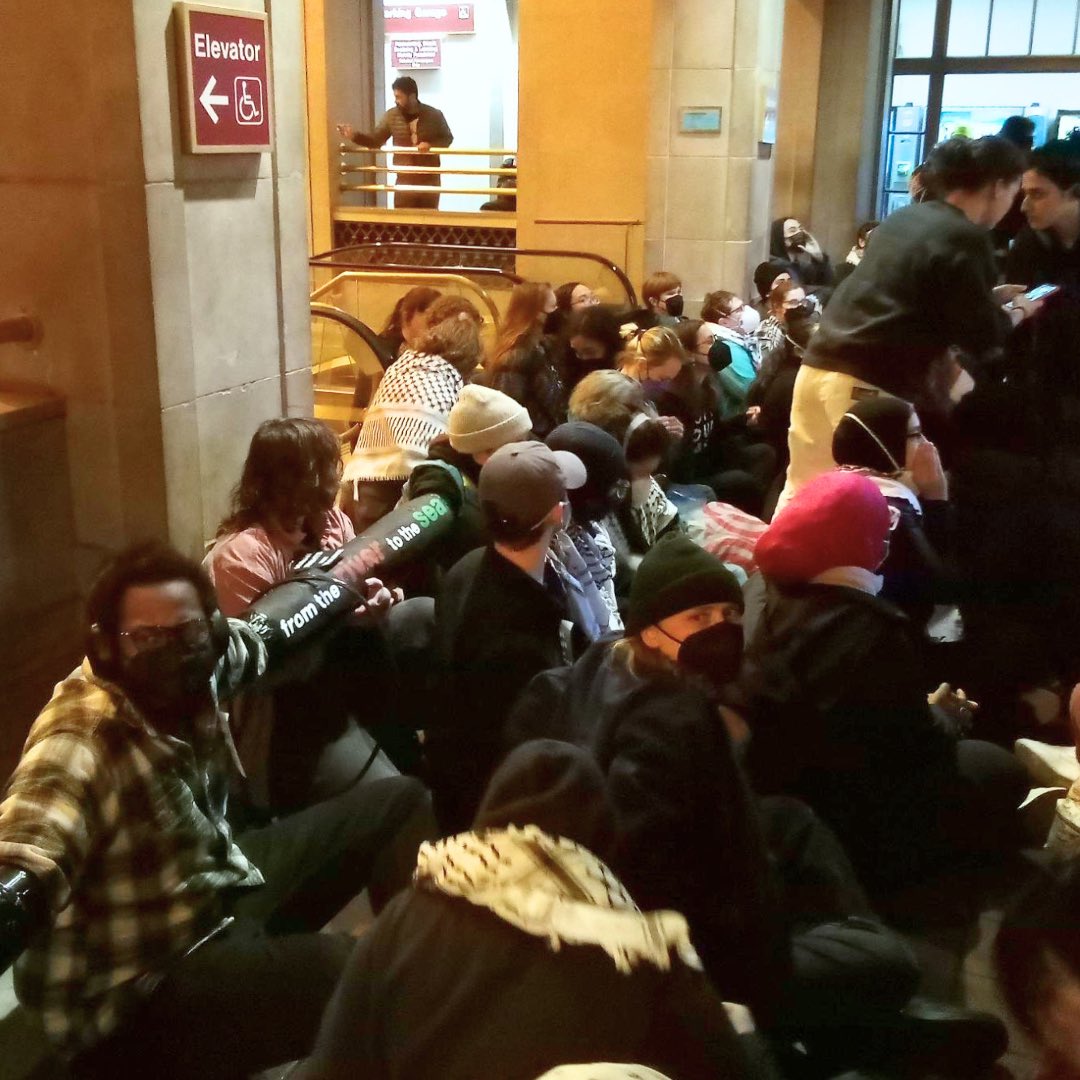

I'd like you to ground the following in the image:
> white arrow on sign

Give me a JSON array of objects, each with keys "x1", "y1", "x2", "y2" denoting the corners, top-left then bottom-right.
[{"x1": 199, "y1": 75, "x2": 230, "y2": 125}]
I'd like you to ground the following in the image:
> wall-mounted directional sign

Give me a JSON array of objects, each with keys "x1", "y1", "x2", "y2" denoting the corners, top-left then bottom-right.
[{"x1": 176, "y1": 3, "x2": 273, "y2": 154}]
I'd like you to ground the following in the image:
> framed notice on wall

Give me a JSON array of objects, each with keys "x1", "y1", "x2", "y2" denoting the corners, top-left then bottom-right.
[
  {"x1": 679, "y1": 106, "x2": 723, "y2": 134},
  {"x1": 391, "y1": 37, "x2": 442, "y2": 68},
  {"x1": 175, "y1": 2, "x2": 274, "y2": 154}
]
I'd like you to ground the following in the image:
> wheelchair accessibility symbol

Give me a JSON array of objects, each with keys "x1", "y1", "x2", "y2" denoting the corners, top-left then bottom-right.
[{"x1": 233, "y1": 77, "x2": 264, "y2": 126}]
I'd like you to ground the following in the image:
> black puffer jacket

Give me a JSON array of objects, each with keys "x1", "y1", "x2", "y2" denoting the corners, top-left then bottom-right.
[
  {"x1": 740, "y1": 582, "x2": 956, "y2": 888},
  {"x1": 506, "y1": 642, "x2": 790, "y2": 1018}
]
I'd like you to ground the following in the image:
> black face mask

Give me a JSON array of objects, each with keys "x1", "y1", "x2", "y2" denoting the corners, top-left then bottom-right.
[
  {"x1": 663, "y1": 294, "x2": 685, "y2": 318},
  {"x1": 120, "y1": 641, "x2": 217, "y2": 727},
  {"x1": 707, "y1": 337, "x2": 732, "y2": 373},
  {"x1": 676, "y1": 621, "x2": 745, "y2": 691}
]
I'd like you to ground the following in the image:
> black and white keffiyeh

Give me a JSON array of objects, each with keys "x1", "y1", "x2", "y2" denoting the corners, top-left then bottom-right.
[{"x1": 415, "y1": 825, "x2": 702, "y2": 975}]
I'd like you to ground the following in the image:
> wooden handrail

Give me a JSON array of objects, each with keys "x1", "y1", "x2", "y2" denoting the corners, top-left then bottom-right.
[{"x1": 339, "y1": 144, "x2": 515, "y2": 157}]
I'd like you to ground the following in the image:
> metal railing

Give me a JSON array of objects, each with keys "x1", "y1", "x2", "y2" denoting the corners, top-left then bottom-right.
[
  {"x1": 310, "y1": 242, "x2": 638, "y2": 308},
  {"x1": 338, "y1": 144, "x2": 516, "y2": 199},
  {"x1": 310, "y1": 270, "x2": 504, "y2": 331}
]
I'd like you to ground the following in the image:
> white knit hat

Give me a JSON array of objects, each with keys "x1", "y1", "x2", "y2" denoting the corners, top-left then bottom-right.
[{"x1": 448, "y1": 384, "x2": 532, "y2": 455}]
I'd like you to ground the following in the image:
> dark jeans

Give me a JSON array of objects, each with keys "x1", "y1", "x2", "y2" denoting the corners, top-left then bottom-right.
[
  {"x1": 759, "y1": 798, "x2": 920, "y2": 1034},
  {"x1": 393, "y1": 172, "x2": 440, "y2": 209},
  {"x1": 72, "y1": 776, "x2": 435, "y2": 1080}
]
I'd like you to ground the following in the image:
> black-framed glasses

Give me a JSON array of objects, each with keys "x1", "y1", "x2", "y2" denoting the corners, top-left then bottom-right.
[{"x1": 119, "y1": 619, "x2": 211, "y2": 653}]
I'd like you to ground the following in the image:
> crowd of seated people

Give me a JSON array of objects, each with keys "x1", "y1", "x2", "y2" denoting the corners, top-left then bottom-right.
[{"x1": 3, "y1": 131, "x2": 1080, "y2": 1080}]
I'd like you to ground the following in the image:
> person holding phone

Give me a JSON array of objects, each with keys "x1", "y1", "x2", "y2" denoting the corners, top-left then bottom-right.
[{"x1": 777, "y1": 136, "x2": 1044, "y2": 510}]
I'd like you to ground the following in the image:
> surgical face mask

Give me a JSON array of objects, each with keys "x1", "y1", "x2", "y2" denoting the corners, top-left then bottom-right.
[
  {"x1": 662, "y1": 294, "x2": 684, "y2": 318},
  {"x1": 630, "y1": 476, "x2": 653, "y2": 507},
  {"x1": 739, "y1": 307, "x2": 761, "y2": 335},
  {"x1": 669, "y1": 621, "x2": 745, "y2": 691},
  {"x1": 120, "y1": 640, "x2": 217, "y2": 725}
]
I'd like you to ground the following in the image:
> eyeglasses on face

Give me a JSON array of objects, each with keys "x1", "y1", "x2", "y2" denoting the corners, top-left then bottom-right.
[{"x1": 119, "y1": 619, "x2": 211, "y2": 653}]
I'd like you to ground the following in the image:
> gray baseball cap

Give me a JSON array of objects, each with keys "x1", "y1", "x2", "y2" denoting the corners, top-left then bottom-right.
[{"x1": 479, "y1": 441, "x2": 587, "y2": 531}]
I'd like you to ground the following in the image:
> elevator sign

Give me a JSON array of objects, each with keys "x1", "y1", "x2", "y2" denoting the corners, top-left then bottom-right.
[{"x1": 176, "y1": 3, "x2": 273, "y2": 154}]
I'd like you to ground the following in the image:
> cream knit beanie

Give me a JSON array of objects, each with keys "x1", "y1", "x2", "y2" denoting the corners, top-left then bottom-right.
[{"x1": 448, "y1": 384, "x2": 532, "y2": 455}]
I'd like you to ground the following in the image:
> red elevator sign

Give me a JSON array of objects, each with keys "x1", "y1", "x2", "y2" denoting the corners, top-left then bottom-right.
[
  {"x1": 383, "y1": 4, "x2": 475, "y2": 35},
  {"x1": 176, "y1": 3, "x2": 273, "y2": 154}
]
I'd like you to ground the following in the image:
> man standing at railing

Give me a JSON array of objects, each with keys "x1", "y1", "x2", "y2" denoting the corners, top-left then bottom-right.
[{"x1": 338, "y1": 76, "x2": 454, "y2": 210}]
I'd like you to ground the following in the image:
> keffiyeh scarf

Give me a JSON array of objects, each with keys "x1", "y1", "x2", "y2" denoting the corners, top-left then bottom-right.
[{"x1": 415, "y1": 825, "x2": 702, "y2": 975}]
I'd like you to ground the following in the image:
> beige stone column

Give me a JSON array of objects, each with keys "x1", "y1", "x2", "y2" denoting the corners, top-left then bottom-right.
[
  {"x1": 0, "y1": 0, "x2": 314, "y2": 764},
  {"x1": 646, "y1": 0, "x2": 786, "y2": 308}
]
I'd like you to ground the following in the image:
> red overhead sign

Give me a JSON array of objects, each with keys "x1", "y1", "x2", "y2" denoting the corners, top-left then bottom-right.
[
  {"x1": 383, "y1": 4, "x2": 475, "y2": 35},
  {"x1": 176, "y1": 3, "x2": 273, "y2": 154},
  {"x1": 391, "y1": 38, "x2": 442, "y2": 69}
]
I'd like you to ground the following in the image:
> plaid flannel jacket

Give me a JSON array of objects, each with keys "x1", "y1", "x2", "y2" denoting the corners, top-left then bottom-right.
[{"x1": 0, "y1": 621, "x2": 268, "y2": 1055}]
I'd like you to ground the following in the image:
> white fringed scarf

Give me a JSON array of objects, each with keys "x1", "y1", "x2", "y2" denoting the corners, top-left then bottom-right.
[{"x1": 414, "y1": 825, "x2": 703, "y2": 975}]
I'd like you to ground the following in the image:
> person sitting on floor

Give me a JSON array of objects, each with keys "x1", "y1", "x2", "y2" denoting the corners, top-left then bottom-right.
[
  {"x1": 739, "y1": 471, "x2": 1028, "y2": 894},
  {"x1": 831, "y1": 395, "x2": 954, "y2": 629},
  {"x1": 294, "y1": 739, "x2": 765, "y2": 1080},
  {"x1": 343, "y1": 296, "x2": 485, "y2": 531},
  {"x1": 204, "y1": 417, "x2": 405, "y2": 812},
  {"x1": 425, "y1": 441, "x2": 587, "y2": 834},
  {"x1": 0, "y1": 542, "x2": 433, "y2": 1080},
  {"x1": 480, "y1": 281, "x2": 565, "y2": 438}
]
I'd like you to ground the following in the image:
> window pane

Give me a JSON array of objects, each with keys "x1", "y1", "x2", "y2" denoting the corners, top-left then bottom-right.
[
  {"x1": 940, "y1": 71, "x2": 1080, "y2": 144},
  {"x1": 948, "y1": 0, "x2": 991, "y2": 54},
  {"x1": 896, "y1": 0, "x2": 937, "y2": 57},
  {"x1": 881, "y1": 75, "x2": 930, "y2": 216},
  {"x1": 1032, "y1": 0, "x2": 1078, "y2": 54},
  {"x1": 988, "y1": 0, "x2": 1035, "y2": 54}
]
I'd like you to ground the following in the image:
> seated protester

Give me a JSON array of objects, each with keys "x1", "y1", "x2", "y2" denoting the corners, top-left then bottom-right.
[
  {"x1": 834, "y1": 220, "x2": 880, "y2": 288},
  {"x1": 547, "y1": 422, "x2": 632, "y2": 636},
  {"x1": 545, "y1": 280, "x2": 601, "y2": 336},
  {"x1": 560, "y1": 304, "x2": 624, "y2": 390},
  {"x1": 204, "y1": 418, "x2": 401, "y2": 810},
  {"x1": 480, "y1": 281, "x2": 565, "y2": 438},
  {"x1": 379, "y1": 285, "x2": 441, "y2": 361},
  {"x1": 1006, "y1": 139, "x2": 1080, "y2": 289},
  {"x1": 0, "y1": 542, "x2": 433, "y2": 1079},
  {"x1": 630, "y1": 326, "x2": 767, "y2": 515},
  {"x1": 770, "y1": 216, "x2": 834, "y2": 287},
  {"x1": 751, "y1": 259, "x2": 798, "y2": 318},
  {"x1": 343, "y1": 296, "x2": 485, "y2": 531},
  {"x1": 635, "y1": 270, "x2": 685, "y2": 329},
  {"x1": 295, "y1": 741, "x2": 763, "y2": 1080},
  {"x1": 505, "y1": 537, "x2": 984, "y2": 1071},
  {"x1": 831, "y1": 397, "x2": 954, "y2": 629},
  {"x1": 747, "y1": 298, "x2": 820, "y2": 477},
  {"x1": 568, "y1": 370, "x2": 680, "y2": 568},
  {"x1": 700, "y1": 289, "x2": 763, "y2": 375},
  {"x1": 740, "y1": 471, "x2": 1028, "y2": 894},
  {"x1": 403, "y1": 384, "x2": 534, "y2": 576},
  {"x1": 426, "y1": 441, "x2": 587, "y2": 834},
  {"x1": 754, "y1": 277, "x2": 811, "y2": 359}
]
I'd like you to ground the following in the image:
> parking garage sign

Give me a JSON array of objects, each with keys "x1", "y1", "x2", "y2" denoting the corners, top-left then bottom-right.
[{"x1": 176, "y1": 3, "x2": 273, "y2": 153}]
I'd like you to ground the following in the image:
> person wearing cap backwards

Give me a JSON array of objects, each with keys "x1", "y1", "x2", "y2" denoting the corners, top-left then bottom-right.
[
  {"x1": 740, "y1": 471, "x2": 1027, "y2": 895},
  {"x1": 426, "y1": 441, "x2": 588, "y2": 833},
  {"x1": 295, "y1": 740, "x2": 766, "y2": 1080}
]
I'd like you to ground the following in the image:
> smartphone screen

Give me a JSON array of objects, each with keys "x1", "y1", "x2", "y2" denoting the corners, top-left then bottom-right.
[{"x1": 1026, "y1": 284, "x2": 1061, "y2": 302}]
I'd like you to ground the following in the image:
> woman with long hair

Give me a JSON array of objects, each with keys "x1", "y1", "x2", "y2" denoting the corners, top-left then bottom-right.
[
  {"x1": 344, "y1": 296, "x2": 486, "y2": 530},
  {"x1": 482, "y1": 280, "x2": 565, "y2": 437},
  {"x1": 205, "y1": 418, "x2": 400, "y2": 812},
  {"x1": 380, "y1": 285, "x2": 441, "y2": 359}
]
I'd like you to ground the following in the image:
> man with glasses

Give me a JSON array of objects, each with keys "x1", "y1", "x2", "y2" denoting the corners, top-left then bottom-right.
[{"x1": 0, "y1": 541, "x2": 432, "y2": 1078}]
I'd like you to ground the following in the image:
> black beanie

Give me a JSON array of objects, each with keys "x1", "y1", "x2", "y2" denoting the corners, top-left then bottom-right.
[
  {"x1": 626, "y1": 533, "x2": 744, "y2": 634},
  {"x1": 474, "y1": 739, "x2": 616, "y2": 859}
]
